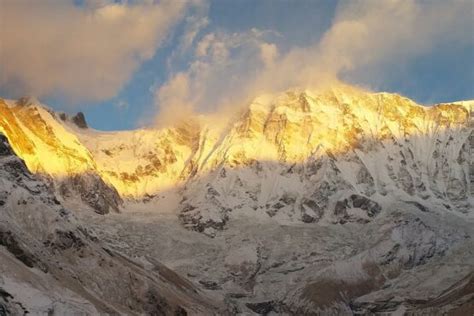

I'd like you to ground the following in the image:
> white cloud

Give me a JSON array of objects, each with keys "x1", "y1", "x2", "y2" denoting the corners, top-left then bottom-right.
[
  {"x1": 181, "y1": 16, "x2": 209, "y2": 51},
  {"x1": 155, "y1": 29, "x2": 279, "y2": 125},
  {"x1": 155, "y1": 72, "x2": 194, "y2": 126},
  {"x1": 0, "y1": 0, "x2": 189, "y2": 102},
  {"x1": 259, "y1": 43, "x2": 278, "y2": 68},
  {"x1": 316, "y1": 0, "x2": 472, "y2": 78}
]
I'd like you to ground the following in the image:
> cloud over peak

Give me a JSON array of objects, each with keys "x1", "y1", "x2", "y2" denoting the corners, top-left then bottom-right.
[{"x1": 154, "y1": 0, "x2": 473, "y2": 126}]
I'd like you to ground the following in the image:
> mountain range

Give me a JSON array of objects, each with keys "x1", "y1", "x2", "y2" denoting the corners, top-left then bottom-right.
[{"x1": 0, "y1": 84, "x2": 472, "y2": 314}]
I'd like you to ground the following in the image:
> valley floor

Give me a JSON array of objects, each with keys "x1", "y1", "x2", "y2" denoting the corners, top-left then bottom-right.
[{"x1": 71, "y1": 192, "x2": 474, "y2": 315}]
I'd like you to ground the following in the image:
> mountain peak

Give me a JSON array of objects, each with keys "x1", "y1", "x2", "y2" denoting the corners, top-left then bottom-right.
[
  {"x1": 15, "y1": 96, "x2": 40, "y2": 107},
  {"x1": 58, "y1": 111, "x2": 88, "y2": 129}
]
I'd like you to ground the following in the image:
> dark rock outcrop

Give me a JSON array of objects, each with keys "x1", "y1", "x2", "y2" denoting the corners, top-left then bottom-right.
[
  {"x1": 58, "y1": 173, "x2": 122, "y2": 214},
  {"x1": 0, "y1": 230, "x2": 48, "y2": 272},
  {"x1": 334, "y1": 194, "x2": 382, "y2": 223},
  {"x1": 72, "y1": 112, "x2": 88, "y2": 129}
]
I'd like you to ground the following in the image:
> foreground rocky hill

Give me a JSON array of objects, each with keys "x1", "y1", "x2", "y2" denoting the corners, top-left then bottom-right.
[{"x1": 0, "y1": 84, "x2": 472, "y2": 314}]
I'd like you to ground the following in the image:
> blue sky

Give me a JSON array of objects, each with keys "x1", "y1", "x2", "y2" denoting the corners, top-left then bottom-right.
[{"x1": 1, "y1": 0, "x2": 472, "y2": 130}]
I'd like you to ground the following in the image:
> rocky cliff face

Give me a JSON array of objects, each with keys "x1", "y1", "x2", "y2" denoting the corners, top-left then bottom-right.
[{"x1": 0, "y1": 133, "x2": 225, "y2": 315}]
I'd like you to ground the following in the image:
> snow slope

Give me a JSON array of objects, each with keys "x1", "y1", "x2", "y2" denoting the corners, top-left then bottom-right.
[{"x1": 0, "y1": 133, "x2": 226, "y2": 315}]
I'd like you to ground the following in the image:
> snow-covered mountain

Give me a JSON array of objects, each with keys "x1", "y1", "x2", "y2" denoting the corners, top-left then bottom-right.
[
  {"x1": 0, "y1": 84, "x2": 473, "y2": 314},
  {"x1": 1, "y1": 85, "x2": 472, "y2": 225},
  {"x1": 0, "y1": 133, "x2": 226, "y2": 314}
]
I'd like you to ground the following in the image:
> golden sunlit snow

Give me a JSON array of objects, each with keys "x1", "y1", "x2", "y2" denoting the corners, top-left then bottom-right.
[{"x1": 0, "y1": 85, "x2": 471, "y2": 197}]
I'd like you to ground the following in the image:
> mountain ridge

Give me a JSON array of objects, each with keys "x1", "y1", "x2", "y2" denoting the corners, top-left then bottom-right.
[{"x1": 1, "y1": 85, "x2": 471, "y2": 198}]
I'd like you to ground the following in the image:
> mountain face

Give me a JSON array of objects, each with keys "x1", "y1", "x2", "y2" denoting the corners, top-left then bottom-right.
[
  {"x1": 0, "y1": 85, "x2": 473, "y2": 314},
  {"x1": 0, "y1": 98, "x2": 122, "y2": 214},
  {"x1": 0, "y1": 134, "x2": 225, "y2": 315},
  {"x1": 0, "y1": 86, "x2": 472, "y2": 227}
]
